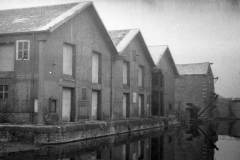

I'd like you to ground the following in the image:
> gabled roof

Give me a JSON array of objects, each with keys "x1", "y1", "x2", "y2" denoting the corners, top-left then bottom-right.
[
  {"x1": 148, "y1": 45, "x2": 178, "y2": 76},
  {"x1": 176, "y1": 62, "x2": 212, "y2": 75},
  {"x1": 0, "y1": 2, "x2": 118, "y2": 55},
  {"x1": 108, "y1": 29, "x2": 154, "y2": 66},
  {"x1": 148, "y1": 45, "x2": 168, "y2": 65},
  {"x1": 0, "y1": 2, "x2": 91, "y2": 34},
  {"x1": 108, "y1": 29, "x2": 140, "y2": 53}
]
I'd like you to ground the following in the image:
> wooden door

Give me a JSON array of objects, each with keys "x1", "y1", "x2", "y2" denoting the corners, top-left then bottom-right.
[
  {"x1": 123, "y1": 94, "x2": 127, "y2": 118},
  {"x1": 91, "y1": 91, "x2": 98, "y2": 120},
  {"x1": 62, "y1": 88, "x2": 72, "y2": 122}
]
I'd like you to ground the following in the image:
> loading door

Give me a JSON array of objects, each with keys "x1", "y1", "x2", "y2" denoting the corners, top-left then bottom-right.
[{"x1": 62, "y1": 88, "x2": 72, "y2": 122}]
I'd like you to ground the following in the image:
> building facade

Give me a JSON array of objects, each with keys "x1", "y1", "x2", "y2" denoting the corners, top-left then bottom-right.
[
  {"x1": 109, "y1": 29, "x2": 154, "y2": 119},
  {"x1": 0, "y1": 2, "x2": 118, "y2": 124},
  {"x1": 175, "y1": 62, "x2": 215, "y2": 116},
  {"x1": 148, "y1": 46, "x2": 179, "y2": 116}
]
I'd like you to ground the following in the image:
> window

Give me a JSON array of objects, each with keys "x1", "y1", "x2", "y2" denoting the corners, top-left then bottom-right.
[
  {"x1": 123, "y1": 61, "x2": 129, "y2": 85},
  {"x1": 138, "y1": 94, "x2": 144, "y2": 116},
  {"x1": 92, "y1": 52, "x2": 101, "y2": 83},
  {"x1": 16, "y1": 40, "x2": 30, "y2": 60},
  {"x1": 63, "y1": 44, "x2": 73, "y2": 75},
  {"x1": 137, "y1": 66, "x2": 144, "y2": 87},
  {"x1": 0, "y1": 85, "x2": 8, "y2": 101}
]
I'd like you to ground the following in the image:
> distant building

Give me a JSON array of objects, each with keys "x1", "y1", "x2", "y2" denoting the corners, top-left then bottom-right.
[
  {"x1": 148, "y1": 45, "x2": 179, "y2": 116},
  {"x1": 175, "y1": 62, "x2": 215, "y2": 116},
  {"x1": 109, "y1": 29, "x2": 154, "y2": 119},
  {"x1": 0, "y1": 2, "x2": 118, "y2": 124}
]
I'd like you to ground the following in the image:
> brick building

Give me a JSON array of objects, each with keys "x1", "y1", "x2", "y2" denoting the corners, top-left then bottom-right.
[
  {"x1": 148, "y1": 45, "x2": 179, "y2": 116},
  {"x1": 109, "y1": 29, "x2": 154, "y2": 119},
  {"x1": 0, "y1": 2, "x2": 118, "y2": 124},
  {"x1": 175, "y1": 62, "x2": 215, "y2": 116}
]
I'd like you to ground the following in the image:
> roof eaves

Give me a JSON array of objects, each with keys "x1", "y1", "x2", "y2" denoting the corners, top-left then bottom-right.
[
  {"x1": 36, "y1": 1, "x2": 92, "y2": 32},
  {"x1": 117, "y1": 29, "x2": 139, "y2": 53}
]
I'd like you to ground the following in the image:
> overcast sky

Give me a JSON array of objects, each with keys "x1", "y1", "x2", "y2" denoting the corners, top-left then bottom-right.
[{"x1": 1, "y1": 0, "x2": 240, "y2": 98}]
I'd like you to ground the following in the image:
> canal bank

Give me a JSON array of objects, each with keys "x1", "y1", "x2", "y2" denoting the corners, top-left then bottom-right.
[
  {"x1": 0, "y1": 120, "x2": 217, "y2": 160},
  {"x1": 0, "y1": 117, "x2": 177, "y2": 145}
]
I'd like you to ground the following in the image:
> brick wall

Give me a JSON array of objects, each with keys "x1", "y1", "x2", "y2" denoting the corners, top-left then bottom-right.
[{"x1": 175, "y1": 74, "x2": 214, "y2": 113}]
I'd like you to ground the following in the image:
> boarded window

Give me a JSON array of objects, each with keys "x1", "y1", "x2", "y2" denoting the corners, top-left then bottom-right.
[
  {"x1": 123, "y1": 61, "x2": 129, "y2": 85},
  {"x1": 34, "y1": 99, "x2": 38, "y2": 113},
  {"x1": 0, "y1": 85, "x2": 8, "y2": 101},
  {"x1": 138, "y1": 94, "x2": 144, "y2": 116},
  {"x1": 63, "y1": 44, "x2": 73, "y2": 75},
  {"x1": 138, "y1": 66, "x2": 144, "y2": 87},
  {"x1": 92, "y1": 52, "x2": 101, "y2": 83},
  {"x1": 16, "y1": 40, "x2": 30, "y2": 60},
  {"x1": 0, "y1": 44, "x2": 14, "y2": 71}
]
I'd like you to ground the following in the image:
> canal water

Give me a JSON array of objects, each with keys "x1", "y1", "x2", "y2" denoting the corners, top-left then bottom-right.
[{"x1": 0, "y1": 120, "x2": 239, "y2": 160}]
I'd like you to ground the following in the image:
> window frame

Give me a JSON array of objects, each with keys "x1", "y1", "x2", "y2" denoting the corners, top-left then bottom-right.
[
  {"x1": 62, "y1": 43, "x2": 75, "y2": 76},
  {"x1": 92, "y1": 51, "x2": 102, "y2": 84},
  {"x1": 122, "y1": 60, "x2": 130, "y2": 85},
  {"x1": 0, "y1": 85, "x2": 9, "y2": 101},
  {"x1": 16, "y1": 40, "x2": 30, "y2": 60},
  {"x1": 137, "y1": 65, "x2": 144, "y2": 88}
]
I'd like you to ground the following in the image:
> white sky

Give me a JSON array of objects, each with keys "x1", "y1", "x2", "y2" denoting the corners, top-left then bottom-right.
[{"x1": 1, "y1": 0, "x2": 240, "y2": 98}]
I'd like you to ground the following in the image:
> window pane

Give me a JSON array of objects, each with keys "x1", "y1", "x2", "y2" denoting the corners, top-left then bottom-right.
[
  {"x1": 23, "y1": 50, "x2": 28, "y2": 59},
  {"x1": 23, "y1": 42, "x2": 28, "y2": 49},
  {"x1": 18, "y1": 42, "x2": 23, "y2": 50},
  {"x1": 18, "y1": 50, "x2": 23, "y2": 59},
  {"x1": 0, "y1": 85, "x2": 3, "y2": 91},
  {"x1": 0, "y1": 93, "x2": 3, "y2": 99}
]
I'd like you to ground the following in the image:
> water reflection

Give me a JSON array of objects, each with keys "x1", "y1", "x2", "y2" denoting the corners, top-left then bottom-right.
[
  {"x1": 1, "y1": 123, "x2": 218, "y2": 160},
  {"x1": 215, "y1": 120, "x2": 240, "y2": 160}
]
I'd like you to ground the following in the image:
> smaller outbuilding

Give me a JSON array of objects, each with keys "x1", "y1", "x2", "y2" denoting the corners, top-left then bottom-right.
[
  {"x1": 175, "y1": 62, "x2": 215, "y2": 118},
  {"x1": 148, "y1": 45, "x2": 179, "y2": 116}
]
